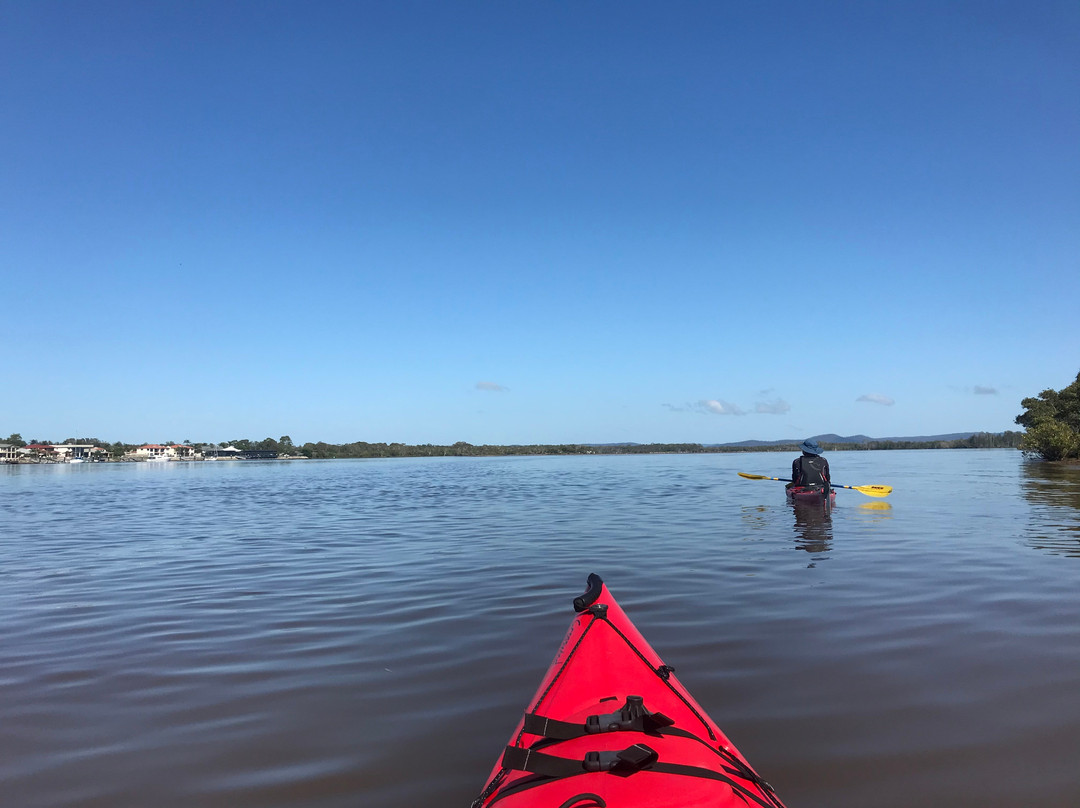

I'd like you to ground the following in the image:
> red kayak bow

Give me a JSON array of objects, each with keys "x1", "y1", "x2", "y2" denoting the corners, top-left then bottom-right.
[{"x1": 471, "y1": 574, "x2": 786, "y2": 808}]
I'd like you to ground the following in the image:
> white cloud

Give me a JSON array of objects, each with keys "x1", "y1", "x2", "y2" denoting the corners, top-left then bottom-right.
[
  {"x1": 973, "y1": 385, "x2": 998, "y2": 395},
  {"x1": 754, "y1": 398, "x2": 791, "y2": 414},
  {"x1": 857, "y1": 393, "x2": 895, "y2": 406},
  {"x1": 667, "y1": 398, "x2": 787, "y2": 416},
  {"x1": 476, "y1": 381, "x2": 509, "y2": 392},
  {"x1": 699, "y1": 399, "x2": 745, "y2": 416}
]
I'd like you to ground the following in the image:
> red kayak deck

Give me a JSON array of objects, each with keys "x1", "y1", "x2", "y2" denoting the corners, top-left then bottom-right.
[{"x1": 471, "y1": 574, "x2": 786, "y2": 808}]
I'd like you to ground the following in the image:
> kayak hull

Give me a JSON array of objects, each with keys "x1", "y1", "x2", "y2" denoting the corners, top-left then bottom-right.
[
  {"x1": 471, "y1": 574, "x2": 786, "y2": 808},
  {"x1": 786, "y1": 485, "x2": 836, "y2": 505}
]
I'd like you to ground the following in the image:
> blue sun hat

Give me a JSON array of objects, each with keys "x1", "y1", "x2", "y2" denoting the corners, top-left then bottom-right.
[{"x1": 800, "y1": 438, "x2": 823, "y2": 456}]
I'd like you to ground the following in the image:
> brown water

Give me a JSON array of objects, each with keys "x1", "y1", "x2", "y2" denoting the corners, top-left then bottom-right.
[{"x1": 2, "y1": 450, "x2": 1078, "y2": 807}]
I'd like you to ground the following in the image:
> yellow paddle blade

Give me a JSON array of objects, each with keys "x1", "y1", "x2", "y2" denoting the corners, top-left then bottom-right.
[
  {"x1": 850, "y1": 484, "x2": 892, "y2": 497},
  {"x1": 738, "y1": 472, "x2": 784, "y2": 482}
]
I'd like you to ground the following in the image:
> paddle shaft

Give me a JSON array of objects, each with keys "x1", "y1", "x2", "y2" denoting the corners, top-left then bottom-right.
[{"x1": 738, "y1": 472, "x2": 892, "y2": 497}]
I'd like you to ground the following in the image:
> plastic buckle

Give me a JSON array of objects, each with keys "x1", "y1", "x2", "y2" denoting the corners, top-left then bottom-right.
[
  {"x1": 583, "y1": 744, "x2": 658, "y2": 773},
  {"x1": 585, "y1": 695, "x2": 674, "y2": 734}
]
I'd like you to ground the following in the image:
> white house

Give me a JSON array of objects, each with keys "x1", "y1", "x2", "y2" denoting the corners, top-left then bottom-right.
[
  {"x1": 131, "y1": 444, "x2": 201, "y2": 461},
  {"x1": 50, "y1": 444, "x2": 106, "y2": 461}
]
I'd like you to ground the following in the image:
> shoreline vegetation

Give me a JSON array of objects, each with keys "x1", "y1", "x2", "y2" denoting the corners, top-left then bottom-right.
[
  {"x1": 2, "y1": 431, "x2": 1024, "y2": 462},
  {"x1": 1015, "y1": 370, "x2": 1080, "y2": 461},
  {"x1": 291, "y1": 431, "x2": 1026, "y2": 458}
]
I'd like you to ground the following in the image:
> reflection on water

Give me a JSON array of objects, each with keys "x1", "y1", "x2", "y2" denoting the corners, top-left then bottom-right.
[
  {"x1": 791, "y1": 502, "x2": 832, "y2": 564},
  {"x1": 857, "y1": 501, "x2": 894, "y2": 513},
  {"x1": 739, "y1": 503, "x2": 771, "y2": 534},
  {"x1": 790, "y1": 498, "x2": 895, "y2": 565},
  {"x1": 1020, "y1": 461, "x2": 1080, "y2": 557}
]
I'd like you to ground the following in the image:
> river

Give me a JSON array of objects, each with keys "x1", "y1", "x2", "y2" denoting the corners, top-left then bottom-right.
[{"x1": 2, "y1": 449, "x2": 1078, "y2": 807}]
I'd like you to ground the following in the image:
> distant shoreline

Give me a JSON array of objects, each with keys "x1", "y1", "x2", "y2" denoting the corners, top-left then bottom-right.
[{"x1": 1, "y1": 431, "x2": 1024, "y2": 463}]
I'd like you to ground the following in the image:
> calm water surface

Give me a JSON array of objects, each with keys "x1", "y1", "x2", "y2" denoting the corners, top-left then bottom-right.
[{"x1": 2, "y1": 450, "x2": 1079, "y2": 807}]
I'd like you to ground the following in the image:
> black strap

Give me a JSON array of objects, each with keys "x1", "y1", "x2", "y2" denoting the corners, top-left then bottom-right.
[
  {"x1": 525, "y1": 711, "x2": 709, "y2": 742},
  {"x1": 502, "y1": 744, "x2": 658, "y2": 777},
  {"x1": 523, "y1": 696, "x2": 675, "y2": 740},
  {"x1": 499, "y1": 744, "x2": 780, "y2": 808},
  {"x1": 525, "y1": 712, "x2": 780, "y2": 804},
  {"x1": 501, "y1": 746, "x2": 583, "y2": 778},
  {"x1": 522, "y1": 713, "x2": 586, "y2": 740}
]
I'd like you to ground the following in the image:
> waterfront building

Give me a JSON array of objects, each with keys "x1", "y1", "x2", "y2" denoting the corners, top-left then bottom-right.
[
  {"x1": 128, "y1": 444, "x2": 198, "y2": 461},
  {"x1": 201, "y1": 444, "x2": 241, "y2": 459}
]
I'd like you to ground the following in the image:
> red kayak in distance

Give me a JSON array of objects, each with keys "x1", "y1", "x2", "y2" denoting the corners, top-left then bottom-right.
[
  {"x1": 786, "y1": 485, "x2": 836, "y2": 506},
  {"x1": 470, "y1": 574, "x2": 787, "y2": 808}
]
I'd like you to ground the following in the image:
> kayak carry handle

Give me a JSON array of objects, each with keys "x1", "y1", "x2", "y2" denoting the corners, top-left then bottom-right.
[{"x1": 573, "y1": 573, "x2": 604, "y2": 612}]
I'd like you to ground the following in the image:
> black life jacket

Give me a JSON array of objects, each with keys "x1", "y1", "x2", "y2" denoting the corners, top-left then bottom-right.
[{"x1": 794, "y1": 454, "x2": 830, "y2": 488}]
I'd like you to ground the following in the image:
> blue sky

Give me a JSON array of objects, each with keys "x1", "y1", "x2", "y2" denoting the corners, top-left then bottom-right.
[{"x1": 3, "y1": 1, "x2": 1077, "y2": 446}]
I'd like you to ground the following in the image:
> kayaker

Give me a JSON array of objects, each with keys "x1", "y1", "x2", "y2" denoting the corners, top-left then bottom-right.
[{"x1": 789, "y1": 438, "x2": 831, "y2": 491}]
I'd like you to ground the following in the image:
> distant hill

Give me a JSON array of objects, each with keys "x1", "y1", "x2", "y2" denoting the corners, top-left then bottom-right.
[{"x1": 713, "y1": 432, "x2": 978, "y2": 448}]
